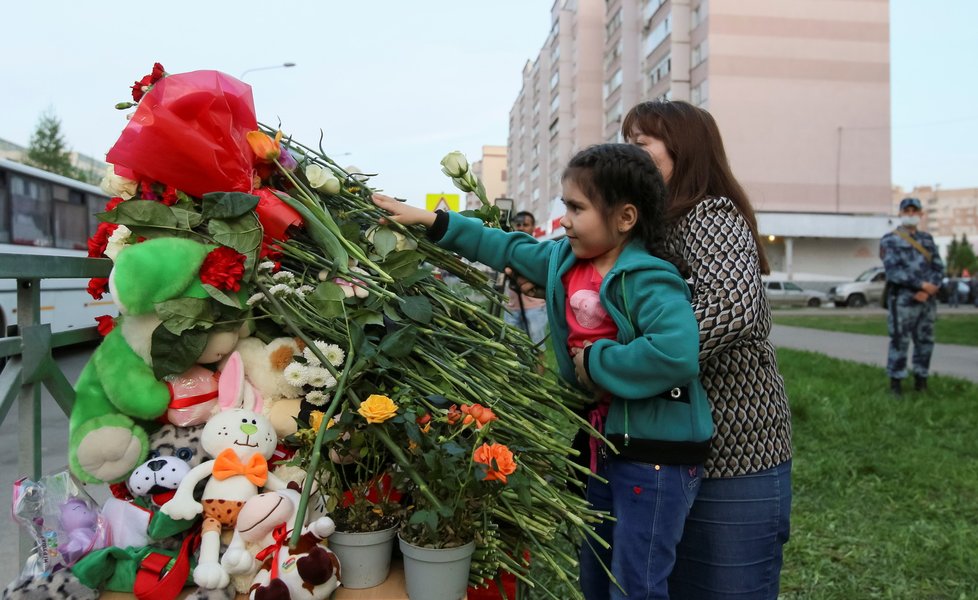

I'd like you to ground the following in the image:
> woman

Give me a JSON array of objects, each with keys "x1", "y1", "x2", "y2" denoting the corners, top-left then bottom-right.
[{"x1": 622, "y1": 100, "x2": 792, "y2": 599}]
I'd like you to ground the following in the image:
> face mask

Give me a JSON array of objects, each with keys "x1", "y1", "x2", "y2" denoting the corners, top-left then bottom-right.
[{"x1": 901, "y1": 216, "x2": 920, "y2": 227}]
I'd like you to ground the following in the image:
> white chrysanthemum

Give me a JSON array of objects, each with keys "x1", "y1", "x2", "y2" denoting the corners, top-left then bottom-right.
[
  {"x1": 104, "y1": 225, "x2": 133, "y2": 261},
  {"x1": 306, "y1": 367, "x2": 331, "y2": 389},
  {"x1": 283, "y1": 362, "x2": 310, "y2": 387},
  {"x1": 296, "y1": 285, "x2": 314, "y2": 298},
  {"x1": 272, "y1": 270, "x2": 295, "y2": 283},
  {"x1": 269, "y1": 283, "x2": 294, "y2": 297},
  {"x1": 246, "y1": 293, "x2": 265, "y2": 306},
  {"x1": 323, "y1": 344, "x2": 345, "y2": 367},
  {"x1": 305, "y1": 390, "x2": 328, "y2": 406},
  {"x1": 258, "y1": 260, "x2": 277, "y2": 272},
  {"x1": 323, "y1": 374, "x2": 338, "y2": 389},
  {"x1": 302, "y1": 345, "x2": 322, "y2": 366}
]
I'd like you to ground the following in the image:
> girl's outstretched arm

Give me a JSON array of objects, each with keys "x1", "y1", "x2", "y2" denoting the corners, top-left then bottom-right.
[{"x1": 372, "y1": 193, "x2": 437, "y2": 228}]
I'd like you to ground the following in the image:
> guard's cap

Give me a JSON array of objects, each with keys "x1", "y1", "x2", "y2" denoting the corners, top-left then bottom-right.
[{"x1": 899, "y1": 197, "x2": 922, "y2": 211}]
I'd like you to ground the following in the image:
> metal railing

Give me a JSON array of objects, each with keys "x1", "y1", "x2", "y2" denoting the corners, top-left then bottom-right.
[{"x1": 0, "y1": 253, "x2": 111, "y2": 561}]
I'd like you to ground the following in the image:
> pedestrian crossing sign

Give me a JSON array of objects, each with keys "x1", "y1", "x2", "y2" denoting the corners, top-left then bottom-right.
[{"x1": 426, "y1": 193, "x2": 459, "y2": 212}]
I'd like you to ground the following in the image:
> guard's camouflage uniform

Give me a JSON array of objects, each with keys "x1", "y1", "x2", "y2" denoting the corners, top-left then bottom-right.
[{"x1": 880, "y1": 226, "x2": 944, "y2": 379}]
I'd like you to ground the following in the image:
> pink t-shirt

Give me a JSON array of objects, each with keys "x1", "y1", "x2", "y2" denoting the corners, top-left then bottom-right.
[{"x1": 561, "y1": 260, "x2": 618, "y2": 351}]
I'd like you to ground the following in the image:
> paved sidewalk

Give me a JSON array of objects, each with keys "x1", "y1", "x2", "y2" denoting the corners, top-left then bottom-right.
[{"x1": 770, "y1": 324, "x2": 978, "y2": 383}]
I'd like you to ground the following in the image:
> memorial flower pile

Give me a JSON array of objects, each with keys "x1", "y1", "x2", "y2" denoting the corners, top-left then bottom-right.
[{"x1": 88, "y1": 63, "x2": 608, "y2": 596}]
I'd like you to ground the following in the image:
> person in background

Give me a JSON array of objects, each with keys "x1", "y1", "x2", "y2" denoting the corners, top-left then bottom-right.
[
  {"x1": 943, "y1": 275, "x2": 959, "y2": 308},
  {"x1": 623, "y1": 100, "x2": 792, "y2": 599},
  {"x1": 880, "y1": 197, "x2": 944, "y2": 395},
  {"x1": 504, "y1": 211, "x2": 549, "y2": 348}
]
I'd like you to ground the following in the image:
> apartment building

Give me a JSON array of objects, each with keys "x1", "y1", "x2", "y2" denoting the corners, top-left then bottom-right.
[
  {"x1": 507, "y1": 0, "x2": 605, "y2": 231},
  {"x1": 893, "y1": 185, "x2": 978, "y2": 240},
  {"x1": 508, "y1": 0, "x2": 893, "y2": 279}
]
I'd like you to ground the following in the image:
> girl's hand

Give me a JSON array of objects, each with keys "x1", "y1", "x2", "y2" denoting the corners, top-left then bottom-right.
[
  {"x1": 571, "y1": 343, "x2": 594, "y2": 390},
  {"x1": 372, "y1": 193, "x2": 437, "y2": 228}
]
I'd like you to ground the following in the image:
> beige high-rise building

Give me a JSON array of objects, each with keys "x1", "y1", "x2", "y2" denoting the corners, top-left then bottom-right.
[
  {"x1": 893, "y1": 185, "x2": 978, "y2": 239},
  {"x1": 507, "y1": 0, "x2": 605, "y2": 230},
  {"x1": 465, "y1": 145, "x2": 508, "y2": 211},
  {"x1": 509, "y1": 0, "x2": 894, "y2": 279}
]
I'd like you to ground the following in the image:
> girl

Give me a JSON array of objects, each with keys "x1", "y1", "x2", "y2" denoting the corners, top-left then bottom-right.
[
  {"x1": 373, "y1": 143, "x2": 713, "y2": 599},
  {"x1": 623, "y1": 100, "x2": 793, "y2": 600}
]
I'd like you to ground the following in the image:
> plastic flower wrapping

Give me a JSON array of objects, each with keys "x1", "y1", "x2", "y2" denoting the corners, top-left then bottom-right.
[{"x1": 76, "y1": 64, "x2": 607, "y2": 597}]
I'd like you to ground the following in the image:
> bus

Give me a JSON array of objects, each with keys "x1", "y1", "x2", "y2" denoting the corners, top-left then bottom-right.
[{"x1": 0, "y1": 158, "x2": 115, "y2": 333}]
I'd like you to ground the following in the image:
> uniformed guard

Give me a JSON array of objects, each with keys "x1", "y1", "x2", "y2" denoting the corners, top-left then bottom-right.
[{"x1": 880, "y1": 197, "x2": 944, "y2": 396}]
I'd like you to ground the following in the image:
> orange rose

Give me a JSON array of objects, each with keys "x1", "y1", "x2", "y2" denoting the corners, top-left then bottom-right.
[
  {"x1": 473, "y1": 442, "x2": 517, "y2": 484},
  {"x1": 460, "y1": 403, "x2": 497, "y2": 429},
  {"x1": 358, "y1": 394, "x2": 398, "y2": 424},
  {"x1": 446, "y1": 404, "x2": 463, "y2": 426}
]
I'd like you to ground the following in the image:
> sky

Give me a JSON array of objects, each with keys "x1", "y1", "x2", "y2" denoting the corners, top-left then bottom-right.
[{"x1": 1, "y1": 0, "x2": 975, "y2": 205}]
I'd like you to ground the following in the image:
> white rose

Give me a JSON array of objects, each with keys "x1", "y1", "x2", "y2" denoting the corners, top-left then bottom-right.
[
  {"x1": 305, "y1": 164, "x2": 342, "y2": 195},
  {"x1": 440, "y1": 151, "x2": 468, "y2": 178},
  {"x1": 100, "y1": 166, "x2": 137, "y2": 200},
  {"x1": 104, "y1": 225, "x2": 132, "y2": 261}
]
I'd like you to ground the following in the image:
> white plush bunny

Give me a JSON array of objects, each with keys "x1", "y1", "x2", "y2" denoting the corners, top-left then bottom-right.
[{"x1": 161, "y1": 351, "x2": 285, "y2": 590}]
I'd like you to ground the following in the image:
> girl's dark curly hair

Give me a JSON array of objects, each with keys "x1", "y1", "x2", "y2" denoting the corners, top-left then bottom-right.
[{"x1": 562, "y1": 143, "x2": 689, "y2": 276}]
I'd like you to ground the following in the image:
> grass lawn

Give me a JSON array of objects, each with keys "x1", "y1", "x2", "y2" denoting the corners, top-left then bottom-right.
[
  {"x1": 533, "y1": 348, "x2": 978, "y2": 599},
  {"x1": 778, "y1": 348, "x2": 978, "y2": 598},
  {"x1": 772, "y1": 311, "x2": 978, "y2": 347}
]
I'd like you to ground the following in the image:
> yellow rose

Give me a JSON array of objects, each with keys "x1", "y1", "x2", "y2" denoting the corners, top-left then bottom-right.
[{"x1": 358, "y1": 394, "x2": 398, "y2": 424}]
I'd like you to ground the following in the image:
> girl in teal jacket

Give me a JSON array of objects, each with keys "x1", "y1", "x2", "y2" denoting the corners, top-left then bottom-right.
[{"x1": 373, "y1": 143, "x2": 713, "y2": 599}]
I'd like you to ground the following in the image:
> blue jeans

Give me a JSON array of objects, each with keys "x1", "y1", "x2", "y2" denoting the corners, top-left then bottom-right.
[
  {"x1": 668, "y1": 461, "x2": 792, "y2": 599},
  {"x1": 504, "y1": 303, "x2": 548, "y2": 346},
  {"x1": 580, "y1": 455, "x2": 701, "y2": 600}
]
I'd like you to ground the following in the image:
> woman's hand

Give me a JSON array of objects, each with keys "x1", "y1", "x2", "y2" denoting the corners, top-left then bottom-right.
[
  {"x1": 372, "y1": 193, "x2": 437, "y2": 228},
  {"x1": 570, "y1": 343, "x2": 594, "y2": 390}
]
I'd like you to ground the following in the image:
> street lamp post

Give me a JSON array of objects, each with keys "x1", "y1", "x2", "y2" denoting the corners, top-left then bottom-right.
[{"x1": 239, "y1": 62, "x2": 297, "y2": 79}]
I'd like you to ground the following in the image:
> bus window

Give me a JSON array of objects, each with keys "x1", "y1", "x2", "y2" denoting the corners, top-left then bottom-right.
[
  {"x1": 55, "y1": 199, "x2": 89, "y2": 250},
  {"x1": 0, "y1": 171, "x2": 8, "y2": 243},
  {"x1": 10, "y1": 174, "x2": 53, "y2": 246},
  {"x1": 87, "y1": 193, "x2": 105, "y2": 237}
]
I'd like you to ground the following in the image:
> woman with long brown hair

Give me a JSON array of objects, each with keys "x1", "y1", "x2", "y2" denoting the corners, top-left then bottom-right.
[{"x1": 623, "y1": 100, "x2": 792, "y2": 599}]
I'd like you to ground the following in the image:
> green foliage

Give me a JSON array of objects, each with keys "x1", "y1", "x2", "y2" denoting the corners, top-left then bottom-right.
[
  {"x1": 778, "y1": 348, "x2": 978, "y2": 599},
  {"x1": 771, "y1": 312, "x2": 978, "y2": 347},
  {"x1": 26, "y1": 108, "x2": 78, "y2": 179},
  {"x1": 946, "y1": 234, "x2": 977, "y2": 276}
]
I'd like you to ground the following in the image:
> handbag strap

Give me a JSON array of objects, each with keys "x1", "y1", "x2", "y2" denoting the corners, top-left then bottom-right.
[
  {"x1": 893, "y1": 228, "x2": 932, "y2": 262},
  {"x1": 133, "y1": 527, "x2": 201, "y2": 600}
]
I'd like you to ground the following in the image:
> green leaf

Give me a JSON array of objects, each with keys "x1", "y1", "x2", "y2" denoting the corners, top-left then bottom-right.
[
  {"x1": 442, "y1": 441, "x2": 465, "y2": 457},
  {"x1": 151, "y1": 326, "x2": 208, "y2": 378},
  {"x1": 340, "y1": 222, "x2": 362, "y2": 244},
  {"x1": 382, "y1": 250, "x2": 424, "y2": 280},
  {"x1": 398, "y1": 267, "x2": 433, "y2": 289},
  {"x1": 352, "y1": 310, "x2": 384, "y2": 327},
  {"x1": 382, "y1": 302, "x2": 401, "y2": 323},
  {"x1": 318, "y1": 428, "x2": 342, "y2": 445},
  {"x1": 99, "y1": 201, "x2": 178, "y2": 228},
  {"x1": 170, "y1": 207, "x2": 203, "y2": 229},
  {"x1": 399, "y1": 296, "x2": 433, "y2": 325},
  {"x1": 408, "y1": 510, "x2": 432, "y2": 526},
  {"x1": 155, "y1": 298, "x2": 214, "y2": 335},
  {"x1": 372, "y1": 227, "x2": 398, "y2": 259},
  {"x1": 207, "y1": 214, "x2": 263, "y2": 256},
  {"x1": 201, "y1": 192, "x2": 260, "y2": 219},
  {"x1": 313, "y1": 282, "x2": 348, "y2": 302},
  {"x1": 202, "y1": 284, "x2": 242, "y2": 309},
  {"x1": 378, "y1": 325, "x2": 417, "y2": 358}
]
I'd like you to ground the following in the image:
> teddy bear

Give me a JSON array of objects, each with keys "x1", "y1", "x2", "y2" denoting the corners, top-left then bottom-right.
[
  {"x1": 222, "y1": 488, "x2": 341, "y2": 600},
  {"x1": 68, "y1": 237, "x2": 246, "y2": 485},
  {"x1": 161, "y1": 350, "x2": 286, "y2": 590},
  {"x1": 232, "y1": 336, "x2": 305, "y2": 439}
]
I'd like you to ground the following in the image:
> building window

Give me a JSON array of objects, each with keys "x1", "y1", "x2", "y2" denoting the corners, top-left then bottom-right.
[
  {"x1": 605, "y1": 97, "x2": 623, "y2": 127},
  {"x1": 501, "y1": 169, "x2": 507, "y2": 182},
  {"x1": 605, "y1": 38, "x2": 623, "y2": 71},
  {"x1": 649, "y1": 53, "x2": 671, "y2": 87},
  {"x1": 691, "y1": 1, "x2": 707, "y2": 29},
  {"x1": 550, "y1": 94, "x2": 560, "y2": 114},
  {"x1": 644, "y1": 15, "x2": 671, "y2": 56},
  {"x1": 550, "y1": 70, "x2": 560, "y2": 90},
  {"x1": 603, "y1": 69, "x2": 622, "y2": 99},
  {"x1": 549, "y1": 117, "x2": 560, "y2": 139},
  {"x1": 605, "y1": 8, "x2": 622, "y2": 39},
  {"x1": 691, "y1": 80, "x2": 709, "y2": 105},
  {"x1": 692, "y1": 40, "x2": 709, "y2": 67},
  {"x1": 644, "y1": 0, "x2": 666, "y2": 22}
]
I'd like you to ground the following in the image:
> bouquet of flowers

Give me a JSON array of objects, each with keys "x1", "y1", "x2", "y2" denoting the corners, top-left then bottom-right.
[{"x1": 90, "y1": 63, "x2": 608, "y2": 597}]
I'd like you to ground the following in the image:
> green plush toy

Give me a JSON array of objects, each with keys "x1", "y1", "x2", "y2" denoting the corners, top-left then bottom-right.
[{"x1": 69, "y1": 237, "x2": 244, "y2": 484}]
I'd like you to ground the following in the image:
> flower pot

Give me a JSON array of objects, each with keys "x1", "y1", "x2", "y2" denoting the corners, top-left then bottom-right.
[
  {"x1": 398, "y1": 534, "x2": 476, "y2": 600},
  {"x1": 329, "y1": 524, "x2": 398, "y2": 589}
]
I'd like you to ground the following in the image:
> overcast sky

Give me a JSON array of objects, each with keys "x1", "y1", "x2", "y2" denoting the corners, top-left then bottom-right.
[{"x1": 1, "y1": 1, "x2": 974, "y2": 205}]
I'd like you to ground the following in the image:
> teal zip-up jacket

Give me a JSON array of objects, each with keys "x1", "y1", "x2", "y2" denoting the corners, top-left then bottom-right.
[{"x1": 433, "y1": 212, "x2": 714, "y2": 465}]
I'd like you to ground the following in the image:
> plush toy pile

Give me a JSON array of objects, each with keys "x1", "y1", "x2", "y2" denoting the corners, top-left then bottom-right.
[{"x1": 7, "y1": 64, "x2": 604, "y2": 600}]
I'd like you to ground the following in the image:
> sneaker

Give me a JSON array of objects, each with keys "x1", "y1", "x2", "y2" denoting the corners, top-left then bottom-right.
[{"x1": 889, "y1": 378, "x2": 902, "y2": 397}]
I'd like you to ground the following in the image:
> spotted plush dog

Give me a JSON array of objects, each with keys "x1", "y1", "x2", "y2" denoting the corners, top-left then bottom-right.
[{"x1": 127, "y1": 424, "x2": 206, "y2": 500}]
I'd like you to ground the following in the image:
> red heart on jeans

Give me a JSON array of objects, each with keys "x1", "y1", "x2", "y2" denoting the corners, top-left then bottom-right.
[{"x1": 633, "y1": 486, "x2": 642, "y2": 495}]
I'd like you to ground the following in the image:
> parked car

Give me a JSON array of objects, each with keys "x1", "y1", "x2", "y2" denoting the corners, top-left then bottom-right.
[
  {"x1": 827, "y1": 266, "x2": 886, "y2": 308},
  {"x1": 763, "y1": 280, "x2": 828, "y2": 308}
]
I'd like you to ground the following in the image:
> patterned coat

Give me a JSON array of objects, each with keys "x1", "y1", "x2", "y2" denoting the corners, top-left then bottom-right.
[{"x1": 664, "y1": 197, "x2": 793, "y2": 478}]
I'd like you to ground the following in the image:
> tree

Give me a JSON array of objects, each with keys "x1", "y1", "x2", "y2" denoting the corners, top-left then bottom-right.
[
  {"x1": 946, "y1": 234, "x2": 977, "y2": 276},
  {"x1": 26, "y1": 108, "x2": 77, "y2": 179}
]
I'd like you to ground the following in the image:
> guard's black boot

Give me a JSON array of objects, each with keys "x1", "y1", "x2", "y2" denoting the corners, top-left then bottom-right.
[
  {"x1": 914, "y1": 375, "x2": 928, "y2": 392},
  {"x1": 889, "y1": 378, "x2": 902, "y2": 397}
]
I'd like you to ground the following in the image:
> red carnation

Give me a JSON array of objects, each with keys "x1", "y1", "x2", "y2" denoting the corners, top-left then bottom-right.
[
  {"x1": 199, "y1": 246, "x2": 246, "y2": 292},
  {"x1": 139, "y1": 181, "x2": 158, "y2": 201},
  {"x1": 161, "y1": 186, "x2": 179, "y2": 206},
  {"x1": 87, "y1": 222, "x2": 119, "y2": 258},
  {"x1": 95, "y1": 315, "x2": 115, "y2": 337},
  {"x1": 105, "y1": 196, "x2": 125, "y2": 212},
  {"x1": 130, "y1": 62, "x2": 167, "y2": 101},
  {"x1": 87, "y1": 278, "x2": 109, "y2": 300}
]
